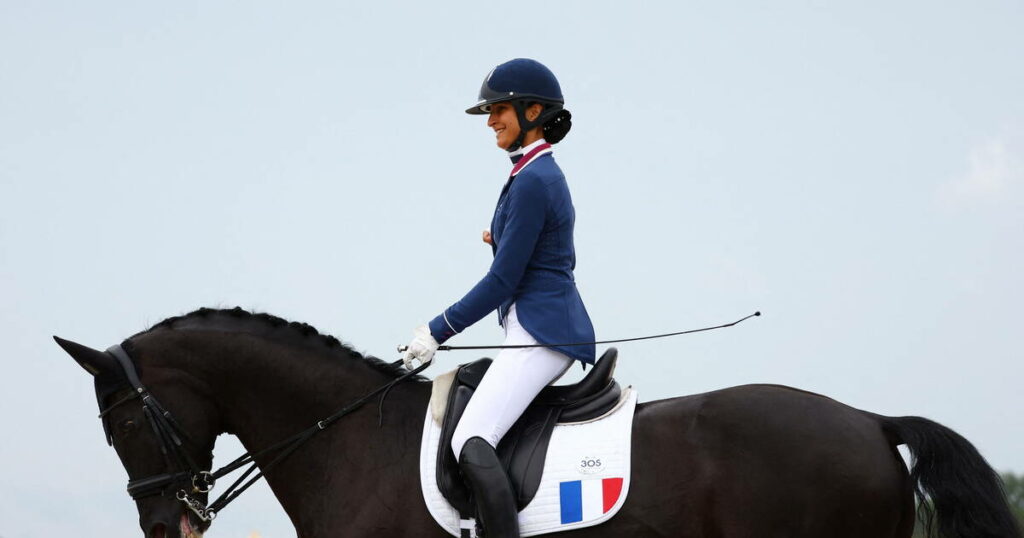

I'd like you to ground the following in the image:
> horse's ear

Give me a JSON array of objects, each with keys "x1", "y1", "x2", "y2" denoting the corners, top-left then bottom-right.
[{"x1": 53, "y1": 336, "x2": 117, "y2": 376}]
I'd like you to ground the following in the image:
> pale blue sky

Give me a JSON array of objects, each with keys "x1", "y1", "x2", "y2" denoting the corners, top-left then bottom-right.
[{"x1": 2, "y1": 1, "x2": 1022, "y2": 536}]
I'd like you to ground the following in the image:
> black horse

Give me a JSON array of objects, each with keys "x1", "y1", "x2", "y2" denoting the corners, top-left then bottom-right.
[{"x1": 55, "y1": 307, "x2": 1020, "y2": 538}]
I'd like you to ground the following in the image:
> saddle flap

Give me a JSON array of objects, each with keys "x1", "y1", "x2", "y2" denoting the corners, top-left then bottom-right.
[
  {"x1": 436, "y1": 376, "x2": 480, "y2": 515},
  {"x1": 500, "y1": 406, "x2": 560, "y2": 508}
]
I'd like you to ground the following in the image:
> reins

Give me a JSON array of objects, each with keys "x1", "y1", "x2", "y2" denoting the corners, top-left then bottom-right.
[
  {"x1": 100, "y1": 346, "x2": 429, "y2": 525},
  {"x1": 199, "y1": 359, "x2": 429, "y2": 521}
]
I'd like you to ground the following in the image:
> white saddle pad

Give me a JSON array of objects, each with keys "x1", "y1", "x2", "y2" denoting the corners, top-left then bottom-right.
[{"x1": 419, "y1": 380, "x2": 638, "y2": 537}]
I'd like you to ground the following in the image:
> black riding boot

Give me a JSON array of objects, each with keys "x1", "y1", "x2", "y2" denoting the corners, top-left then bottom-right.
[{"x1": 458, "y1": 437, "x2": 520, "y2": 538}]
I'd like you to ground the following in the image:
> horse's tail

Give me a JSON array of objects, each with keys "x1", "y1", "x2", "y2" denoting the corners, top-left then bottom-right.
[{"x1": 880, "y1": 415, "x2": 1021, "y2": 538}]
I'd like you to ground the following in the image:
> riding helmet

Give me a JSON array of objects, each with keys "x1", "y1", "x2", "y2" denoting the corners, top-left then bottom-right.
[
  {"x1": 467, "y1": 58, "x2": 572, "y2": 151},
  {"x1": 466, "y1": 58, "x2": 563, "y2": 114}
]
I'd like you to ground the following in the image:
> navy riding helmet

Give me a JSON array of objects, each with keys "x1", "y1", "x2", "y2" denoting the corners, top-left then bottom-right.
[{"x1": 467, "y1": 58, "x2": 572, "y2": 151}]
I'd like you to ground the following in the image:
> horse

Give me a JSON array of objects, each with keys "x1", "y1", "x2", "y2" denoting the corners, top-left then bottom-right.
[{"x1": 55, "y1": 307, "x2": 1020, "y2": 538}]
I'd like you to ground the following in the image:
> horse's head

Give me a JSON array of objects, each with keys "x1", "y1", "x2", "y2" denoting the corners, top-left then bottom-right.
[{"x1": 55, "y1": 335, "x2": 218, "y2": 538}]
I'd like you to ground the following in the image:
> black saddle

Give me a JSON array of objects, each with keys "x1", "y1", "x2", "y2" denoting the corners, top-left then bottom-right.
[{"x1": 437, "y1": 348, "x2": 622, "y2": 515}]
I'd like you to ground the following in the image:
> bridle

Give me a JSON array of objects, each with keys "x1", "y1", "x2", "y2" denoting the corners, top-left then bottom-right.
[
  {"x1": 98, "y1": 343, "x2": 428, "y2": 526},
  {"x1": 101, "y1": 346, "x2": 214, "y2": 504}
]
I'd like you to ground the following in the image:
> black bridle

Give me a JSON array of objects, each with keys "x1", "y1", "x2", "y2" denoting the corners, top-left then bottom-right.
[
  {"x1": 99, "y1": 344, "x2": 428, "y2": 525},
  {"x1": 102, "y1": 346, "x2": 213, "y2": 502}
]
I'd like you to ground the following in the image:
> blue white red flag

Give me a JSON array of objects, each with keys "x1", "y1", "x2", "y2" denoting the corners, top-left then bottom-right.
[{"x1": 558, "y1": 478, "x2": 624, "y2": 524}]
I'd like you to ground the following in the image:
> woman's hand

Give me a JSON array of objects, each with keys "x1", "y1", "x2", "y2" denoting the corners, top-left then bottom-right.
[
  {"x1": 402, "y1": 325, "x2": 439, "y2": 370},
  {"x1": 482, "y1": 229, "x2": 493, "y2": 245}
]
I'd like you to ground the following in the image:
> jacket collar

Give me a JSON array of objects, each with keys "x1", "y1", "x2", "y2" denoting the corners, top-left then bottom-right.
[
  {"x1": 508, "y1": 139, "x2": 552, "y2": 177},
  {"x1": 508, "y1": 138, "x2": 549, "y2": 164}
]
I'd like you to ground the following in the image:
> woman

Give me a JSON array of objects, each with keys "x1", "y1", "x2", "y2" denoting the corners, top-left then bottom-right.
[{"x1": 403, "y1": 58, "x2": 595, "y2": 538}]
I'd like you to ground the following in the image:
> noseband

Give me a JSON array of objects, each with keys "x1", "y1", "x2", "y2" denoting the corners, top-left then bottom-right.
[{"x1": 97, "y1": 343, "x2": 428, "y2": 526}]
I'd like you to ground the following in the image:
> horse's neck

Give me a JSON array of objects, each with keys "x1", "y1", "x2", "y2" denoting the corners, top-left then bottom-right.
[
  {"x1": 204, "y1": 338, "x2": 431, "y2": 533},
  {"x1": 208, "y1": 343, "x2": 376, "y2": 437}
]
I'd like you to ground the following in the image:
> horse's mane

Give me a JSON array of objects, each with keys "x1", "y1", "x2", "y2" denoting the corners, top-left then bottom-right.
[{"x1": 134, "y1": 307, "x2": 420, "y2": 380}]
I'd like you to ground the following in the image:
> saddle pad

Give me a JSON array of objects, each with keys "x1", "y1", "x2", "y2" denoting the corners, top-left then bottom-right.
[{"x1": 420, "y1": 386, "x2": 638, "y2": 537}]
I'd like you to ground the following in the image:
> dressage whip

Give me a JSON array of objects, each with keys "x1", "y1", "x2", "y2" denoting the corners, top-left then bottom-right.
[{"x1": 397, "y1": 311, "x2": 761, "y2": 353}]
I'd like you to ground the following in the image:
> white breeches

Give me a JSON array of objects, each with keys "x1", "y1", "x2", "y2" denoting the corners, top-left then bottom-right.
[{"x1": 451, "y1": 304, "x2": 573, "y2": 460}]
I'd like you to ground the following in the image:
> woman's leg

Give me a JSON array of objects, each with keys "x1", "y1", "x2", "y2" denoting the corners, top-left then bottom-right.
[
  {"x1": 451, "y1": 305, "x2": 573, "y2": 459},
  {"x1": 450, "y1": 305, "x2": 573, "y2": 537}
]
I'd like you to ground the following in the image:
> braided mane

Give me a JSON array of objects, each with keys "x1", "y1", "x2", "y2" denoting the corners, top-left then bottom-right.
[{"x1": 136, "y1": 306, "x2": 418, "y2": 380}]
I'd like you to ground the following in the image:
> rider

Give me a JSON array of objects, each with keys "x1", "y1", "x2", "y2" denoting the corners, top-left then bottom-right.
[{"x1": 403, "y1": 58, "x2": 596, "y2": 537}]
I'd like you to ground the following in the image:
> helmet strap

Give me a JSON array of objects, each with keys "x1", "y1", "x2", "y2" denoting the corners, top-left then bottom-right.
[
  {"x1": 507, "y1": 100, "x2": 534, "y2": 153},
  {"x1": 507, "y1": 100, "x2": 561, "y2": 152}
]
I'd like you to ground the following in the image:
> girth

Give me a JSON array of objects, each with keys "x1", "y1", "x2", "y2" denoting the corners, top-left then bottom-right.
[{"x1": 436, "y1": 348, "x2": 622, "y2": 515}]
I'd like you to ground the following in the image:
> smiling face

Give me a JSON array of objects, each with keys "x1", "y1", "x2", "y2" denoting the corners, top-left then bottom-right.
[{"x1": 486, "y1": 101, "x2": 545, "y2": 150}]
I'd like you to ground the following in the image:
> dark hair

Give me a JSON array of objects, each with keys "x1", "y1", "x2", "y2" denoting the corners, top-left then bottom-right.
[{"x1": 543, "y1": 108, "x2": 572, "y2": 144}]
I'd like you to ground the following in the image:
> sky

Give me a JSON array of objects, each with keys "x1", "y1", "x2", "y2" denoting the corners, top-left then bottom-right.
[{"x1": 1, "y1": 1, "x2": 1022, "y2": 536}]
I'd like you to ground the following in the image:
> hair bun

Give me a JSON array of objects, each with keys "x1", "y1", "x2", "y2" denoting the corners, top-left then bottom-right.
[{"x1": 543, "y1": 109, "x2": 572, "y2": 144}]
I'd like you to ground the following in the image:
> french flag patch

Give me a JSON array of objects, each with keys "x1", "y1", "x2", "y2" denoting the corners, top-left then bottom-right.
[{"x1": 559, "y1": 478, "x2": 624, "y2": 524}]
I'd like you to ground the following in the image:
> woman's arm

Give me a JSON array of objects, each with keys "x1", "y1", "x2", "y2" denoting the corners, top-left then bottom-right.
[{"x1": 428, "y1": 174, "x2": 549, "y2": 343}]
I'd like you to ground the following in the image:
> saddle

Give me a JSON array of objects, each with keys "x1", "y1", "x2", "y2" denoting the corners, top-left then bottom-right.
[{"x1": 436, "y1": 348, "x2": 621, "y2": 516}]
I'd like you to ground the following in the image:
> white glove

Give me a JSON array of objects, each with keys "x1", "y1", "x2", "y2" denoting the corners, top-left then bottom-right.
[{"x1": 402, "y1": 325, "x2": 439, "y2": 371}]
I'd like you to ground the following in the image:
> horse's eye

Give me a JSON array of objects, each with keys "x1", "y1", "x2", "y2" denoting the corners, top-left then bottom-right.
[{"x1": 119, "y1": 419, "x2": 138, "y2": 434}]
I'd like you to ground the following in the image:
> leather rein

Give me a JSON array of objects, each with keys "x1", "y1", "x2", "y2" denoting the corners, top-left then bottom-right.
[{"x1": 100, "y1": 344, "x2": 428, "y2": 525}]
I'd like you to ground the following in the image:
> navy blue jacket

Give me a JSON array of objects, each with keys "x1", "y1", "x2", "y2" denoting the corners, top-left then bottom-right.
[{"x1": 428, "y1": 151, "x2": 596, "y2": 364}]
